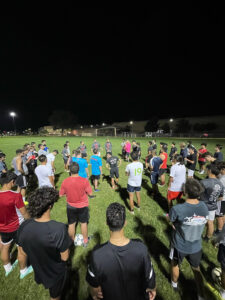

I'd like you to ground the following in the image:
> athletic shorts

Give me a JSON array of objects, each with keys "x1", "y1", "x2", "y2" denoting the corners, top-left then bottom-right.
[
  {"x1": 127, "y1": 184, "x2": 141, "y2": 193},
  {"x1": 167, "y1": 191, "x2": 183, "y2": 201},
  {"x1": 218, "y1": 244, "x2": 225, "y2": 271},
  {"x1": 63, "y1": 158, "x2": 69, "y2": 164},
  {"x1": 158, "y1": 168, "x2": 167, "y2": 176},
  {"x1": 125, "y1": 152, "x2": 130, "y2": 157},
  {"x1": 150, "y1": 171, "x2": 159, "y2": 185},
  {"x1": 198, "y1": 161, "x2": 206, "y2": 166},
  {"x1": 216, "y1": 201, "x2": 225, "y2": 217},
  {"x1": 92, "y1": 175, "x2": 100, "y2": 180},
  {"x1": 81, "y1": 153, "x2": 87, "y2": 158},
  {"x1": 208, "y1": 210, "x2": 216, "y2": 221},
  {"x1": 0, "y1": 230, "x2": 18, "y2": 245},
  {"x1": 146, "y1": 155, "x2": 152, "y2": 164},
  {"x1": 67, "y1": 205, "x2": 89, "y2": 224},
  {"x1": 49, "y1": 270, "x2": 67, "y2": 299},
  {"x1": 169, "y1": 247, "x2": 202, "y2": 268},
  {"x1": 110, "y1": 167, "x2": 119, "y2": 179},
  {"x1": 187, "y1": 169, "x2": 195, "y2": 177},
  {"x1": 15, "y1": 175, "x2": 27, "y2": 189}
]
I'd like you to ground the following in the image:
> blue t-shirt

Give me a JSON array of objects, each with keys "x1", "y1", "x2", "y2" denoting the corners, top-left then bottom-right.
[
  {"x1": 90, "y1": 155, "x2": 102, "y2": 175},
  {"x1": 72, "y1": 157, "x2": 88, "y2": 178},
  {"x1": 169, "y1": 201, "x2": 208, "y2": 254},
  {"x1": 151, "y1": 157, "x2": 163, "y2": 173}
]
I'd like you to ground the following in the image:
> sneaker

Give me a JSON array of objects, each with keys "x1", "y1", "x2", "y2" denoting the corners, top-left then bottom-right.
[
  {"x1": 202, "y1": 236, "x2": 210, "y2": 243},
  {"x1": 5, "y1": 260, "x2": 18, "y2": 277},
  {"x1": 20, "y1": 266, "x2": 33, "y2": 279},
  {"x1": 82, "y1": 236, "x2": 92, "y2": 248},
  {"x1": 94, "y1": 189, "x2": 100, "y2": 192},
  {"x1": 130, "y1": 210, "x2": 134, "y2": 215},
  {"x1": 135, "y1": 206, "x2": 140, "y2": 212}
]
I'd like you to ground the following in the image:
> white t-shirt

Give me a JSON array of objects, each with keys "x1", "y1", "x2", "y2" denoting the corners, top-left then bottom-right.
[
  {"x1": 35, "y1": 165, "x2": 53, "y2": 188},
  {"x1": 126, "y1": 162, "x2": 143, "y2": 187},
  {"x1": 47, "y1": 152, "x2": 55, "y2": 167},
  {"x1": 169, "y1": 163, "x2": 186, "y2": 192}
]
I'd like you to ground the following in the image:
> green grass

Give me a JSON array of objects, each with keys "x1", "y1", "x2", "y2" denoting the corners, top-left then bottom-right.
[{"x1": 0, "y1": 136, "x2": 225, "y2": 300}]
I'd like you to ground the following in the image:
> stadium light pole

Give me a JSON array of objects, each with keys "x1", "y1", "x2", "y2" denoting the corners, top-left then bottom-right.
[
  {"x1": 169, "y1": 118, "x2": 173, "y2": 136},
  {"x1": 10, "y1": 112, "x2": 16, "y2": 134},
  {"x1": 130, "y1": 121, "x2": 133, "y2": 137}
]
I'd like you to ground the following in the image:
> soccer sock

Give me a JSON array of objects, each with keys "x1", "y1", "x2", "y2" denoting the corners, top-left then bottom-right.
[
  {"x1": 171, "y1": 280, "x2": 178, "y2": 288},
  {"x1": 220, "y1": 289, "x2": 225, "y2": 298},
  {"x1": 4, "y1": 263, "x2": 12, "y2": 273},
  {"x1": 20, "y1": 267, "x2": 28, "y2": 275}
]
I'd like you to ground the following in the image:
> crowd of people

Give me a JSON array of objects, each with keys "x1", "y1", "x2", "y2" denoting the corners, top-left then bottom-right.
[{"x1": 0, "y1": 138, "x2": 225, "y2": 300}]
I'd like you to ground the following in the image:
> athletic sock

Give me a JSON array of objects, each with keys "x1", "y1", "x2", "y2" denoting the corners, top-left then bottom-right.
[
  {"x1": 171, "y1": 280, "x2": 178, "y2": 288},
  {"x1": 220, "y1": 289, "x2": 225, "y2": 299},
  {"x1": 4, "y1": 263, "x2": 12, "y2": 273},
  {"x1": 20, "y1": 267, "x2": 28, "y2": 275}
]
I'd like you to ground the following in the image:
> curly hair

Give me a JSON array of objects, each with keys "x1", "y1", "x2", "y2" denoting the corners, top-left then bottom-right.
[
  {"x1": 106, "y1": 202, "x2": 126, "y2": 232},
  {"x1": 27, "y1": 187, "x2": 59, "y2": 218}
]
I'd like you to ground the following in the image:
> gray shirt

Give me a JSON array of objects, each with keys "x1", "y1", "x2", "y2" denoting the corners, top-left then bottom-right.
[
  {"x1": 200, "y1": 178, "x2": 224, "y2": 211},
  {"x1": 169, "y1": 201, "x2": 208, "y2": 254},
  {"x1": 38, "y1": 149, "x2": 47, "y2": 157}
]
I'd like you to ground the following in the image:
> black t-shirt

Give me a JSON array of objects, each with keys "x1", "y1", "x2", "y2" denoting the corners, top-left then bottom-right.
[
  {"x1": 169, "y1": 147, "x2": 177, "y2": 157},
  {"x1": 86, "y1": 239, "x2": 156, "y2": 300},
  {"x1": 186, "y1": 153, "x2": 197, "y2": 170},
  {"x1": 107, "y1": 156, "x2": 119, "y2": 168},
  {"x1": 17, "y1": 219, "x2": 72, "y2": 288}
]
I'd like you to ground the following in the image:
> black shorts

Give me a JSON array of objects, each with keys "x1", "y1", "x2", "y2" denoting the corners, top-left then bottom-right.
[
  {"x1": 67, "y1": 205, "x2": 89, "y2": 224},
  {"x1": 198, "y1": 161, "x2": 206, "y2": 166},
  {"x1": 92, "y1": 175, "x2": 100, "y2": 180},
  {"x1": 81, "y1": 153, "x2": 87, "y2": 158},
  {"x1": 158, "y1": 168, "x2": 167, "y2": 176},
  {"x1": 216, "y1": 201, "x2": 225, "y2": 217},
  {"x1": 218, "y1": 244, "x2": 225, "y2": 271},
  {"x1": 49, "y1": 270, "x2": 67, "y2": 299},
  {"x1": 110, "y1": 167, "x2": 119, "y2": 179},
  {"x1": 0, "y1": 230, "x2": 18, "y2": 245},
  {"x1": 15, "y1": 175, "x2": 27, "y2": 189},
  {"x1": 170, "y1": 247, "x2": 202, "y2": 268},
  {"x1": 63, "y1": 158, "x2": 69, "y2": 164}
]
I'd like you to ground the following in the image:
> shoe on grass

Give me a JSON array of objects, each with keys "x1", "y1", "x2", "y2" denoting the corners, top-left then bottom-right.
[
  {"x1": 20, "y1": 266, "x2": 33, "y2": 279},
  {"x1": 5, "y1": 259, "x2": 18, "y2": 277},
  {"x1": 94, "y1": 189, "x2": 100, "y2": 192}
]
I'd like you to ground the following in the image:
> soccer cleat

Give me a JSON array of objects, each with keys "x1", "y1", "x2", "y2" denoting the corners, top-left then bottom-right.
[
  {"x1": 94, "y1": 189, "x2": 100, "y2": 192},
  {"x1": 5, "y1": 260, "x2": 18, "y2": 277},
  {"x1": 20, "y1": 266, "x2": 33, "y2": 279}
]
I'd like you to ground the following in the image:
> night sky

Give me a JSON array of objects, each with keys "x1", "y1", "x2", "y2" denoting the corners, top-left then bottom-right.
[{"x1": 0, "y1": 6, "x2": 224, "y2": 131}]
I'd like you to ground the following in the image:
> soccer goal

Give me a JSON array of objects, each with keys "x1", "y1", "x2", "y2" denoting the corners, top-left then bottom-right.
[{"x1": 96, "y1": 127, "x2": 117, "y2": 136}]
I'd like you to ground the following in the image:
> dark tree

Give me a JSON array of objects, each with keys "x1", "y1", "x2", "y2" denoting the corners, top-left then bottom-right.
[
  {"x1": 174, "y1": 119, "x2": 191, "y2": 133},
  {"x1": 48, "y1": 110, "x2": 78, "y2": 135},
  {"x1": 145, "y1": 116, "x2": 159, "y2": 132},
  {"x1": 160, "y1": 122, "x2": 170, "y2": 133}
]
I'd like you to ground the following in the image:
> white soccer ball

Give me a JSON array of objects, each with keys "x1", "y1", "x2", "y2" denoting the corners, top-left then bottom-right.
[
  {"x1": 211, "y1": 267, "x2": 222, "y2": 285},
  {"x1": 74, "y1": 234, "x2": 84, "y2": 246}
]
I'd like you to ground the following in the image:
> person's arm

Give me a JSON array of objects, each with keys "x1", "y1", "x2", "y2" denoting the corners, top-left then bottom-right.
[
  {"x1": 118, "y1": 159, "x2": 122, "y2": 167},
  {"x1": 105, "y1": 163, "x2": 110, "y2": 170},
  {"x1": 16, "y1": 157, "x2": 24, "y2": 174},
  {"x1": 49, "y1": 176, "x2": 55, "y2": 188},
  {"x1": 60, "y1": 249, "x2": 69, "y2": 261},
  {"x1": 19, "y1": 206, "x2": 30, "y2": 219},
  {"x1": 89, "y1": 286, "x2": 103, "y2": 300},
  {"x1": 168, "y1": 176, "x2": 174, "y2": 189},
  {"x1": 143, "y1": 247, "x2": 156, "y2": 300},
  {"x1": 99, "y1": 166, "x2": 102, "y2": 176}
]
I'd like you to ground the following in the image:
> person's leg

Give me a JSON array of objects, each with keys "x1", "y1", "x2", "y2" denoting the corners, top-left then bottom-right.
[
  {"x1": 207, "y1": 220, "x2": 214, "y2": 238},
  {"x1": 94, "y1": 179, "x2": 98, "y2": 190},
  {"x1": 192, "y1": 266, "x2": 205, "y2": 298},
  {"x1": 171, "y1": 260, "x2": 180, "y2": 287},
  {"x1": 160, "y1": 172, "x2": 165, "y2": 186},
  {"x1": 80, "y1": 223, "x2": 88, "y2": 243},
  {"x1": 136, "y1": 191, "x2": 141, "y2": 208},
  {"x1": 129, "y1": 192, "x2": 134, "y2": 212},
  {"x1": 1, "y1": 243, "x2": 11, "y2": 265},
  {"x1": 217, "y1": 216, "x2": 225, "y2": 232},
  {"x1": 68, "y1": 223, "x2": 76, "y2": 240},
  {"x1": 17, "y1": 246, "x2": 27, "y2": 270},
  {"x1": 111, "y1": 178, "x2": 115, "y2": 188}
]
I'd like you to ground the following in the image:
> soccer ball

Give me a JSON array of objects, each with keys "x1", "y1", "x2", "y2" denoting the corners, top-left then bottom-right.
[
  {"x1": 74, "y1": 234, "x2": 84, "y2": 246},
  {"x1": 211, "y1": 267, "x2": 222, "y2": 285}
]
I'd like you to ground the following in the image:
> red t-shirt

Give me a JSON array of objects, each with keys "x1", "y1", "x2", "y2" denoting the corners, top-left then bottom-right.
[
  {"x1": 59, "y1": 176, "x2": 92, "y2": 208},
  {"x1": 0, "y1": 190, "x2": 25, "y2": 232},
  {"x1": 198, "y1": 148, "x2": 207, "y2": 162},
  {"x1": 161, "y1": 152, "x2": 168, "y2": 169}
]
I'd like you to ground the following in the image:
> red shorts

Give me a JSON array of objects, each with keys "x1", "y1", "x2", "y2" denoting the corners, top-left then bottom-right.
[{"x1": 167, "y1": 191, "x2": 183, "y2": 201}]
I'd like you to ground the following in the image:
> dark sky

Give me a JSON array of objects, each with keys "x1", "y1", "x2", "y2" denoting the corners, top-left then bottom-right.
[{"x1": 0, "y1": 6, "x2": 224, "y2": 131}]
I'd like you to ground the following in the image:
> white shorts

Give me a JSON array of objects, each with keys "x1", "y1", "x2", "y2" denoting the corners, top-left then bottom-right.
[
  {"x1": 187, "y1": 169, "x2": 195, "y2": 177},
  {"x1": 208, "y1": 210, "x2": 216, "y2": 221}
]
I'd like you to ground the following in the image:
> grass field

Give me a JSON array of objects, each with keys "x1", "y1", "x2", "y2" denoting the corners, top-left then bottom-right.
[{"x1": 0, "y1": 136, "x2": 225, "y2": 300}]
